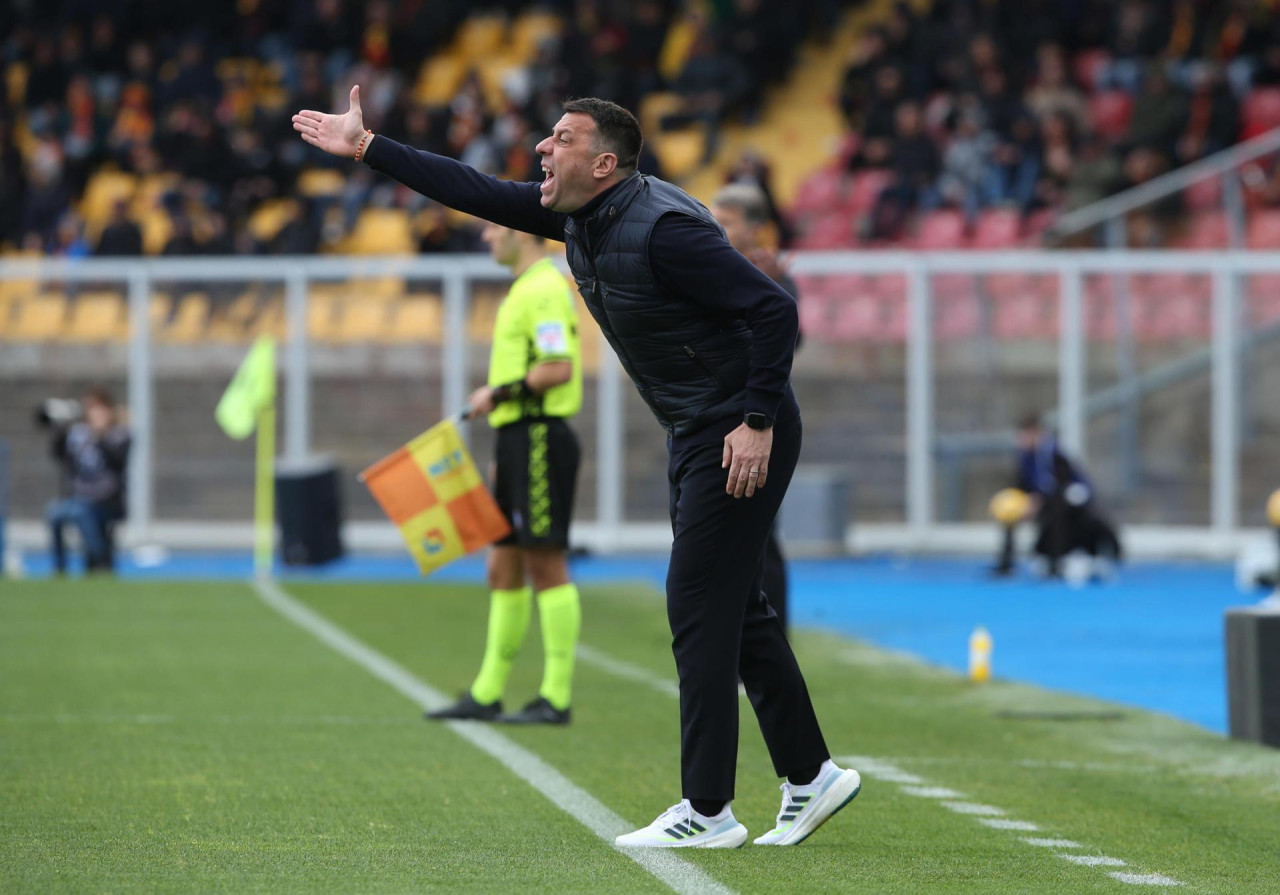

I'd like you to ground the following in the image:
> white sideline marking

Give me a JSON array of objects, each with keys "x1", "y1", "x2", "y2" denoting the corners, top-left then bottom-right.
[
  {"x1": 842, "y1": 756, "x2": 924, "y2": 785},
  {"x1": 900, "y1": 786, "x2": 964, "y2": 799},
  {"x1": 576, "y1": 644, "x2": 681, "y2": 698},
  {"x1": 1022, "y1": 838, "x2": 1083, "y2": 849},
  {"x1": 1109, "y1": 872, "x2": 1183, "y2": 886},
  {"x1": 942, "y1": 802, "x2": 1005, "y2": 816},
  {"x1": 1058, "y1": 854, "x2": 1126, "y2": 867},
  {"x1": 978, "y1": 819, "x2": 1040, "y2": 831},
  {"x1": 251, "y1": 579, "x2": 734, "y2": 895}
]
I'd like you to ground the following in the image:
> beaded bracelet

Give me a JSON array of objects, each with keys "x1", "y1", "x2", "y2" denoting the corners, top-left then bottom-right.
[{"x1": 354, "y1": 130, "x2": 374, "y2": 162}]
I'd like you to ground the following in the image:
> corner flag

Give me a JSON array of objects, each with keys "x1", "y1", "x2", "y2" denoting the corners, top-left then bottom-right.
[
  {"x1": 216, "y1": 337, "x2": 276, "y2": 440},
  {"x1": 216, "y1": 337, "x2": 277, "y2": 578},
  {"x1": 361, "y1": 419, "x2": 511, "y2": 575}
]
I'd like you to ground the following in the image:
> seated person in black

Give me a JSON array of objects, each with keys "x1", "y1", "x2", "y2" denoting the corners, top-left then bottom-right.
[{"x1": 995, "y1": 415, "x2": 1121, "y2": 579}]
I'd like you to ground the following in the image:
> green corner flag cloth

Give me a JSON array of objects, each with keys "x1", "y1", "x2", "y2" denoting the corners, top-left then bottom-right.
[{"x1": 216, "y1": 337, "x2": 276, "y2": 440}]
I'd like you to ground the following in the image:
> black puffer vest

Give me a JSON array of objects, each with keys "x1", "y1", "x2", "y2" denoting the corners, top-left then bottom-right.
[{"x1": 564, "y1": 173, "x2": 752, "y2": 435}]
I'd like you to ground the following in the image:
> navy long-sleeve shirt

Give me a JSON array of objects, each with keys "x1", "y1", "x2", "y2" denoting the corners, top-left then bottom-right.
[{"x1": 363, "y1": 135, "x2": 798, "y2": 423}]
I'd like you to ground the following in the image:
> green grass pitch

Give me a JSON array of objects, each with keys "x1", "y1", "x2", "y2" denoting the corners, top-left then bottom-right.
[{"x1": 3, "y1": 576, "x2": 1279, "y2": 893}]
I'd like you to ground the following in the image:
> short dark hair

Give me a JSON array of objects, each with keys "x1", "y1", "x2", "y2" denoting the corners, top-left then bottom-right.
[
  {"x1": 85, "y1": 386, "x2": 114, "y2": 409},
  {"x1": 561, "y1": 97, "x2": 643, "y2": 172}
]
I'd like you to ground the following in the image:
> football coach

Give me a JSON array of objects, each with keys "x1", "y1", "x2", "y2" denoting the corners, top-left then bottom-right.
[{"x1": 294, "y1": 88, "x2": 860, "y2": 848}]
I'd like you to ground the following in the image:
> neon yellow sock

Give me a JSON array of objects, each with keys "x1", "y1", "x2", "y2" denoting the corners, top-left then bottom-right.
[
  {"x1": 470, "y1": 587, "x2": 532, "y2": 705},
  {"x1": 536, "y1": 583, "x2": 581, "y2": 711}
]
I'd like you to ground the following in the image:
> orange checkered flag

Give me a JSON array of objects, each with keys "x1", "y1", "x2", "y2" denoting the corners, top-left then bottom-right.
[{"x1": 360, "y1": 418, "x2": 511, "y2": 575}]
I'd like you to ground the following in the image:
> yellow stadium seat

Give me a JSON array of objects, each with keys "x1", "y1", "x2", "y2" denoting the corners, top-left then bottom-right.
[
  {"x1": 475, "y1": 57, "x2": 523, "y2": 111},
  {"x1": 659, "y1": 16, "x2": 699, "y2": 84},
  {"x1": 307, "y1": 293, "x2": 341, "y2": 342},
  {"x1": 467, "y1": 296, "x2": 501, "y2": 342},
  {"x1": 388, "y1": 295, "x2": 444, "y2": 344},
  {"x1": 246, "y1": 298, "x2": 286, "y2": 340},
  {"x1": 64, "y1": 292, "x2": 126, "y2": 343},
  {"x1": 416, "y1": 55, "x2": 467, "y2": 106},
  {"x1": 511, "y1": 11, "x2": 562, "y2": 60},
  {"x1": 6, "y1": 294, "x2": 67, "y2": 341},
  {"x1": 455, "y1": 15, "x2": 507, "y2": 59},
  {"x1": 80, "y1": 170, "x2": 138, "y2": 233},
  {"x1": 332, "y1": 300, "x2": 391, "y2": 343},
  {"x1": 345, "y1": 209, "x2": 414, "y2": 255},
  {"x1": 149, "y1": 293, "x2": 172, "y2": 331},
  {"x1": 248, "y1": 199, "x2": 299, "y2": 243},
  {"x1": 141, "y1": 208, "x2": 173, "y2": 255},
  {"x1": 7, "y1": 62, "x2": 28, "y2": 106},
  {"x1": 639, "y1": 92, "x2": 685, "y2": 135},
  {"x1": 132, "y1": 172, "x2": 181, "y2": 219},
  {"x1": 297, "y1": 168, "x2": 346, "y2": 198},
  {"x1": 159, "y1": 293, "x2": 210, "y2": 344},
  {"x1": 651, "y1": 130, "x2": 706, "y2": 180}
]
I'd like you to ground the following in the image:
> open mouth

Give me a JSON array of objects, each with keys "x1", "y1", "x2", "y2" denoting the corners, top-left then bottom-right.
[{"x1": 541, "y1": 167, "x2": 555, "y2": 191}]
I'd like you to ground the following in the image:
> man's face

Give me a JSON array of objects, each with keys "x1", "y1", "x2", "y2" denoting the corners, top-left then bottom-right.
[
  {"x1": 85, "y1": 399, "x2": 114, "y2": 432},
  {"x1": 711, "y1": 203, "x2": 756, "y2": 254},
  {"x1": 482, "y1": 222, "x2": 520, "y2": 268},
  {"x1": 535, "y1": 113, "x2": 612, "y2": 212},
  {"x1": 1018, "y1": 426, "x2": 1041, "y2": 451}
]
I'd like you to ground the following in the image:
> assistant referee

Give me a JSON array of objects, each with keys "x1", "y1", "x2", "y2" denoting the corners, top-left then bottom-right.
[
  {"x1": 295, "y1": 89, "x2": 859, "y2": 848},
  {"x1": 426, "y1": 222, "x2": 583, "y2": 726}
]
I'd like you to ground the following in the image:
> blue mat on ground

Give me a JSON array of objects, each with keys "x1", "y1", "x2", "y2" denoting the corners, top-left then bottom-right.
[{"x1": 15, "y1": 549, "x2": 1245, "y2": 734}]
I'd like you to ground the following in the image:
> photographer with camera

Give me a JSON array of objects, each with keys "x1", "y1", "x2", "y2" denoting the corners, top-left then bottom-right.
[{"x1": 39, "y1": 387, "x2": 131, "y2": 575}]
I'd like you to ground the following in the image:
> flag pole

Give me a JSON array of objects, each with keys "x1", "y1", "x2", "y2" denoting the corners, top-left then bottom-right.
[{"x1": 254, "y1": 403, "x2": 276, "y2": 579}]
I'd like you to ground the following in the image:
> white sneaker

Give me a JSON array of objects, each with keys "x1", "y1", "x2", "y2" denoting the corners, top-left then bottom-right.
[
  {"x1": 753, "y1": 760, "x2": 861, "y2": 846},
  {"x1": 615, "y1": 799, "x2": 748, "y2": 849}
]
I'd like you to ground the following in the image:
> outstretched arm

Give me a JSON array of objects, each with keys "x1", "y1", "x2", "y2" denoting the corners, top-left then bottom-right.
[{"x1": 292, "y1": 86, "x2": 566, "y2": 242}]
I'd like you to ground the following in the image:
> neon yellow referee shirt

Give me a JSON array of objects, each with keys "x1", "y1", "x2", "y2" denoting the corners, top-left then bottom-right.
[{"x1": 487, "y1": 257, "x2": 583, "y2": 428}]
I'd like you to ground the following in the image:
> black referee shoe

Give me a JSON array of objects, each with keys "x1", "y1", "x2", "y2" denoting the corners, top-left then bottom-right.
[
  {"x1": 498, "y1": 697, "x2": 571, "y2": 726},
  {"x1": 425, "y1": 693, "x2": 502, "y2": 722}
]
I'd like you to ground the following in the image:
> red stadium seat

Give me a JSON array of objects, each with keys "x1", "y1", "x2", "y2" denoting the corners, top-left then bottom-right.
[
  {"x1": 970, "y1": 209, "x2": 1023, "y2": 249},
  {"x1": 933, "y1": 274, "x2": 981, "y2": 340},
  {"x1": 1089, "y1": 91, "x2": 1135, "y2": 142},
  {"x1": 1241, "y1": 88, "x2": 1280, "y2": 140},
  {"x1": 910, "y1": 210, "x2": 967, "y2": 249},
  {"x1": 1184, "y1": 176, "x2": 1222, "y2": 211},
  {"x1": 1247, "y1": 275, "x2": 1280, "y2": 325},
  {"x1": 791, "y1": 168, "x2": 847, "y2": 216},
  {"x1": 1246, "y1": 209, "x2": 1280, "y2": 249},
  {"x1": 1173, "y1": 211, "x2": 1229, "y2": 248},
  {"x1": 842, "y1": 169, "x2": 893, "y2": 215},
  {"x1": 796, "y1": 211, "x2": 856, "y2": 249},
  {"x1": 1085, "y1": 276, "x2": 1117, "y2": 341},
  {"x1": 1073, "y1": 50, "x2": 1111, "y2": 92}
]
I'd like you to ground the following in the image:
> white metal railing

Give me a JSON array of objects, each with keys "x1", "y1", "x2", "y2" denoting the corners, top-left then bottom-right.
[
  {"x1": 3, "y1": 251, "x2": 1279, "y2": 555},
  {"x1": 1047, "y1": 126, "x2": 1280, "y2": 244}
]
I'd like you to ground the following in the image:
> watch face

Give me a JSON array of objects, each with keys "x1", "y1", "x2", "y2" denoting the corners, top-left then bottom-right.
[{"x1": 746, "y1": 413, "x2": 768, "y2": 430}]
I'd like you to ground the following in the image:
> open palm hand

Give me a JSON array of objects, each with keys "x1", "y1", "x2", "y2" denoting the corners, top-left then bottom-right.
[{"x1": 292, "y1": 85, "x2": 366, "y2": 158}]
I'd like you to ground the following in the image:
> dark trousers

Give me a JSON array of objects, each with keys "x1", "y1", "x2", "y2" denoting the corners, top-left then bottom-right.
[
  {"x1": 763, "y1": 526, "x2": 788, "y2": 634},
  {"x1": 47, "y1": 497, "x2": 116, "y2": 572},
  {"x1": 666, "y1": 406, "x2": 829, "y2": 801}
]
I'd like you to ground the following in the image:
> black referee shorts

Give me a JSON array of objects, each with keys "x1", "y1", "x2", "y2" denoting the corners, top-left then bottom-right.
[{"x1": 493, "y1": 417, "x2": 580, "y2": 549}]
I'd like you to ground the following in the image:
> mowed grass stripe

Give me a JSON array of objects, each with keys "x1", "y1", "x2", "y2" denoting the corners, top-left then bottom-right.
[
  {"x1": 253, "y1": 578, "x2": 734, "y2": 895},
  {"x1": 292, "y1": 579, "x2": 1280, "y2": 894},
  {"x1": 0, "y1": 580, "x2": 669, "y2": 893}
]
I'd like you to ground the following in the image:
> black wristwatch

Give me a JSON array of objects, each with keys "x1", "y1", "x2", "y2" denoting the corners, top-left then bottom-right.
[{"x1": 744, "y1": 412, "x2": 773, "y2": 431}]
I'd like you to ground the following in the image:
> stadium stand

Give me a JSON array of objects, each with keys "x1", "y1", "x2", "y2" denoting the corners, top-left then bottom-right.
[{"x1": 786, "y1": 0, "x2": 1280, "y2": 252}]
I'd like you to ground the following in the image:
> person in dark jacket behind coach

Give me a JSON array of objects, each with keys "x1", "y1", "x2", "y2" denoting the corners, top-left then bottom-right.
[
  {"x1": 294, "y1": 89, "x2": 860, "y2": 848},
  {"x1": 711, "y1": 181, "x2": 798, "y2": 637},
  {"x1": 44, "y1": 387, "x2": 131, "y2": 575}
]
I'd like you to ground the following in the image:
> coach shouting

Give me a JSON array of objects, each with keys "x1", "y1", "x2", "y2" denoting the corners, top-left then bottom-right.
[{"x1": 294, "y1": 88, "x2": 860, "y2": 848}]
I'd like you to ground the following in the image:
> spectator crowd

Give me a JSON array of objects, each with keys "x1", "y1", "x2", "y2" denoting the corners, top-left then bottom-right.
[
  {"x1": 835, "y1": 0, "x2": 1280, "y2": 243},
  {"x1": 0, "y1": 0, "x2": 841, "y2": 259}
]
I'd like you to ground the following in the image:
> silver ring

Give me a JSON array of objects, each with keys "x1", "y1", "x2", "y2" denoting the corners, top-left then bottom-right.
[{"x1": 748, "y1": 470, "x2": 760, "y2": 477}]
